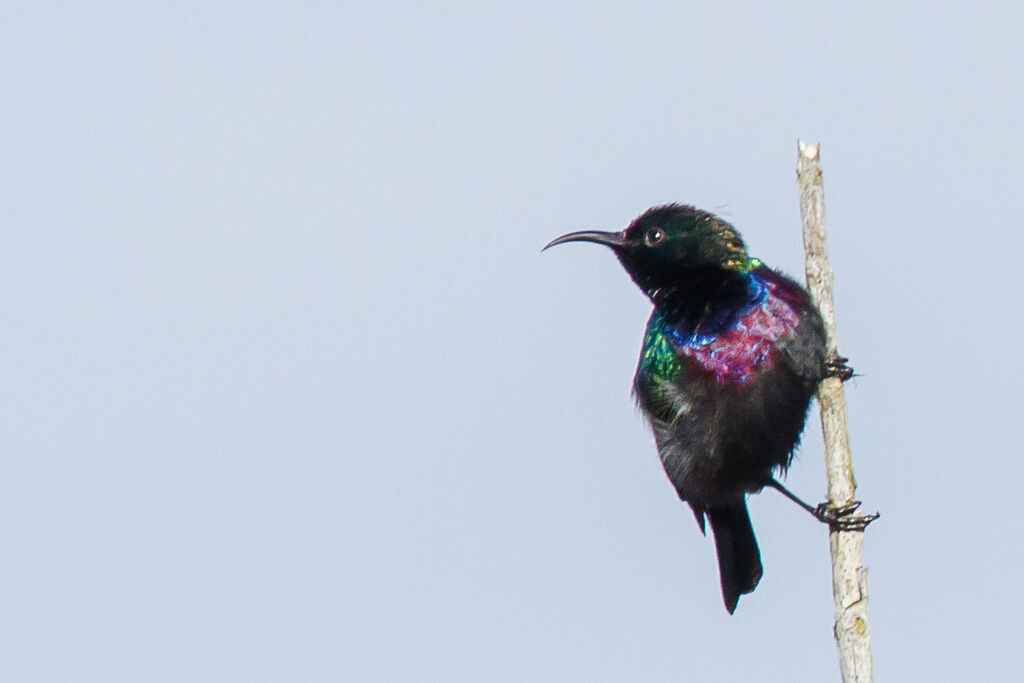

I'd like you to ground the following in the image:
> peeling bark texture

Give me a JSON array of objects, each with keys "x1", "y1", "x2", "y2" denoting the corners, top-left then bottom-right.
[{"x1": 796, "y1": 141, "x2": 874, "y2": 683}]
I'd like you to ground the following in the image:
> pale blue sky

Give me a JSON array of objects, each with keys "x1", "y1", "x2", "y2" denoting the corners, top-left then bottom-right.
[{"x1": 1, "y1": 2, "x2": 1021, "y2": 681}]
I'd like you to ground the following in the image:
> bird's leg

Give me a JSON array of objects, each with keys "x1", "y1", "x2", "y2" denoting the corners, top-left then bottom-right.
[
  {"x1": 765, "y1": 478, "x2": 879, "y2": 532},
  {"x1": 764, "y1": 478, "x2": 818, "y2": 516},
  {"x1": 823, "y1": 355, "x2": 854, "y2": 381}
]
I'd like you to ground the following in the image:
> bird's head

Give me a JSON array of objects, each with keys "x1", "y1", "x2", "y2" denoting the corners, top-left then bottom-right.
[{"x1": 544, "y1": 204, "x2": 755, "y2": 303}]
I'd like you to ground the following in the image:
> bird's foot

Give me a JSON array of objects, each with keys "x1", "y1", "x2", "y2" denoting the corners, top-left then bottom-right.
[
  {"x1": 812, "y1": 500, "x2": 880, "y2": 532},
  {"x1": 824, "y1": 355, "x2": 854, "y2": 381}
]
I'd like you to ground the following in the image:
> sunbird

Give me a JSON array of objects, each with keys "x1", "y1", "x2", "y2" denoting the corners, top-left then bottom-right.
[{"x1": 545, "y1": 204, "x2": 873, "y2": 612}]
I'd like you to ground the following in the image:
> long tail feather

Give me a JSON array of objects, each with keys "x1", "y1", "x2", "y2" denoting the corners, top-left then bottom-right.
[{"x1": 706, "y1": 502, "x2": 763, "y2": 613}]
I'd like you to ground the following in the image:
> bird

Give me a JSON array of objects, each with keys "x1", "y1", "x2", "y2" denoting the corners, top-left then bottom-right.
[{"x1": 544, "y1": 203, "x2": 871, "y2": 613}]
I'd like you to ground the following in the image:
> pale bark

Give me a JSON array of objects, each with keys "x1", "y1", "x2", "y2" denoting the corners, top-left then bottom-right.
[{"x1": 796, "y1": 141, "x2": 874, "y2": 683}]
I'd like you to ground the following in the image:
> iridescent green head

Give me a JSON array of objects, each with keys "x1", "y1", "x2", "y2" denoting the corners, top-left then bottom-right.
[{"x1": 544, "y1": 204, "x2": 756, "y2": 303}]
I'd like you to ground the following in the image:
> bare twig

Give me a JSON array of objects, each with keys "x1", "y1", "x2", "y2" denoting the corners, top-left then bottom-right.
[{"x1": 796, "y1": 140, "x2": 874, "y2": 683}]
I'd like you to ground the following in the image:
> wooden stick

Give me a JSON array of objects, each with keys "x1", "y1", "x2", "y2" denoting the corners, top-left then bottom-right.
[{"x1": 796, "y1": 140, "x2": 874, "y2": 683}]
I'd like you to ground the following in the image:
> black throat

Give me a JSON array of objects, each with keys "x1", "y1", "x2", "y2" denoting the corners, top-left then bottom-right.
[{"x1": 643, "y1": 266, "x2": 752, "y2": 328}]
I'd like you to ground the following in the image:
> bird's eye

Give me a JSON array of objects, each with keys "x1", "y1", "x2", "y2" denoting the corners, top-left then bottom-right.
[{"x1": 644, "y1": 228, "x2": 665, "y2": 246}]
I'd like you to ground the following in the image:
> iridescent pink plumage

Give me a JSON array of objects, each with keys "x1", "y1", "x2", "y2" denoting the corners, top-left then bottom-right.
[{"x1": 679, "y1": 268, "x2": 805, "y2": 384}]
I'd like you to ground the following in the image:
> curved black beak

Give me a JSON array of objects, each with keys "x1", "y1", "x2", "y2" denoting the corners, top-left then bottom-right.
[{"x1": 542, "y1": 230, "x2": 628, "y2": 252}]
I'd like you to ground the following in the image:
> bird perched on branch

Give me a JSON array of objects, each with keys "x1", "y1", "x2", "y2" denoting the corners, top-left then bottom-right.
[{"x1": 545, "y1": 204, "x2": 869, "y2": 613}]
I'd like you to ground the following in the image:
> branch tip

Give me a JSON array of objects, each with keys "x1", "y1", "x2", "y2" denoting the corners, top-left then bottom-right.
[{"x1": 798, "y1": 139, "x2": 820, "y2": 160}]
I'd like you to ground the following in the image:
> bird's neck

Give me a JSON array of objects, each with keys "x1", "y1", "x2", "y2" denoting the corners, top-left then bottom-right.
[{"x1": 647, "y1": 267, "x2": 753, "y2": 328}]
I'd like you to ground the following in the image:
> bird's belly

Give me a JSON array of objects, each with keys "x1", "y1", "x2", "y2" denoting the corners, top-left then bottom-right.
[{"x1": 639, "y1": 368, "x2": 813, "y2": 505}]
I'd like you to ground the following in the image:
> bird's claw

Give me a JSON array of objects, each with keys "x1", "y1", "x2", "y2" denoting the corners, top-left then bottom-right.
[
  {"x1": 824, "y1": 355, "x2": 854, "y2": 381},
  {"x1": 813, "y1": 500, "x2": 880, "y2": 532}
]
